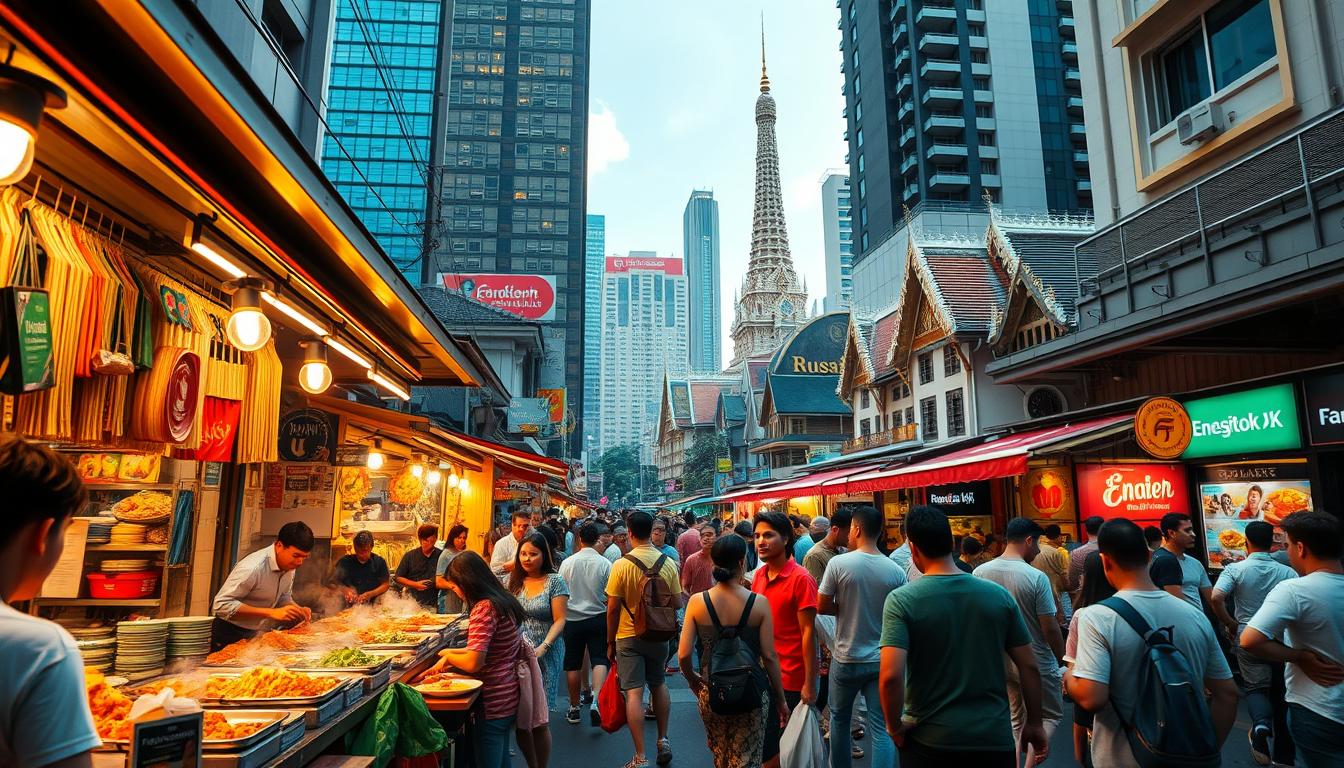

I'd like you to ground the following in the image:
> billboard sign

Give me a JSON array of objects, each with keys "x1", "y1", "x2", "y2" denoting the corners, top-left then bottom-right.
[
  {"x1": 1181, "y1": 383, "x2": 1301, "y2": 459},
  {"x1": 1303, "y1": 371, "x2": 1344, "y2": 445},
  {"x1": 506, "y1": 398, "x2": 551, "y2": 433},
  {"x1": 440, "y1": 273, "x2": 557, "y2": 322},
  {"x1": 1076, "y1": 463, "x2": 1189, "y2": 530},
  {"x1": 605, "y1": 256, "x2": 683, "y2": 275}
]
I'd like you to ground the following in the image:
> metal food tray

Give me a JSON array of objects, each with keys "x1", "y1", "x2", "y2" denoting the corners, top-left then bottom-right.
[
  {"x1": 299, "y1": 689, "x2": 348, "y2": 728},
  {"x1": 358, "y1": 631, "x2": 438, "y2": 650},
  {"x1": 277, "y1": 711, "x2": 306, "y2": 751},
  {"x1": 197, "y1": 670, "x2": 358, "y2": 707},
  {"x1": 200, "y1": 727, "x2": 282, "y2": 768},
  {"x1": 282, "y1": 653, "x2": 395, "y2": 676},
  {"x1": 201, "y1": 710, "x2": 288, "y2": 751}
]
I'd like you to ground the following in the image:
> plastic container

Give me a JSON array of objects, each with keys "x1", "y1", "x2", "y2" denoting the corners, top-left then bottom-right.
[{"x1": 87, "y1": 571, "x2": 160, "y2": 599}]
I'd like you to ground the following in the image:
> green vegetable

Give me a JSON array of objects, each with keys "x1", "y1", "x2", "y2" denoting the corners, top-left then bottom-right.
[{"x1": 317, "y1": 647, "x2": 379, "y2": 667}]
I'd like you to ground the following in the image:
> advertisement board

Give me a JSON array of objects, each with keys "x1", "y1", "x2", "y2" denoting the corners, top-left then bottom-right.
[
  {"x1": 1076, "y1": 463, "x2": 1189, "y2": 531},
  {"x1": 1018, "y1": 466, "x2": 1075, "y2": 521},
  {"x1": 926, "y1": 481, "x2": 992, "y2": 518},
  {"x1": 1181, "y1": 383, "x2": 1302, "y2": 459},
  {"x1": 1303, "y1": 370, "x2": 1344, "y2": 445},
  {"x1": 605, "y1": 255, "x2": 683, "y2": 275},
  {"x1": 440, "y1": 273, "x2": 557, "y2": 322},
  {"x1": 1197, "y1": 460, "x2": 1313, "y2": 568},
  {"x1": 507, "y1": 398, "x2": 552, "y2": 433}
]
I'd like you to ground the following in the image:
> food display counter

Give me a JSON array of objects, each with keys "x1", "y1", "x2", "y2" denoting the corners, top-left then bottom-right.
[{"x1": 86, "y1": 605, "x2": 473, "y2": 767}]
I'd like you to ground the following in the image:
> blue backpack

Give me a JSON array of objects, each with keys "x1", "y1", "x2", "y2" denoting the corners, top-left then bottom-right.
[{"x1": 1100, "y1": 597, "x2": 1221, "y2": 768}]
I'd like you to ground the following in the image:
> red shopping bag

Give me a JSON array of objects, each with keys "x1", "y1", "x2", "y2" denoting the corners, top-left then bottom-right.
[{"x1": 599, "y1": 672, "x2": 627, "y2": 733}]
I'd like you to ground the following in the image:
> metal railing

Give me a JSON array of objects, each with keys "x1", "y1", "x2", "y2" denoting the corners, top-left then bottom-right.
[
  {"x1": 1074, "y1": 106, "x2": 1344, "y2": 297},
  {"x1": 843, "y1": 423, "x2": 919, "y2": 454}
]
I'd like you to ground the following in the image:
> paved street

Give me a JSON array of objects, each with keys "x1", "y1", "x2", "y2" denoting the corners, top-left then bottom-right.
[{"x1": 522, "y1": 672, "x2": 1266, "y2": 767}]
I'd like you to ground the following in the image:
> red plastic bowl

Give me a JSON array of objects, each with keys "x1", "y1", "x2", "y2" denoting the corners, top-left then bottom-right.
[{"x1": 87, "y1": 571, "x2": 160, "y2": 599}]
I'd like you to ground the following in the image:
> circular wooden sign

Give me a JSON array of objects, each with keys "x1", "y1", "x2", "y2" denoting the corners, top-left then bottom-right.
[{"x1": 1134, "y1": 396, "x2": 1192, "y2": 459}]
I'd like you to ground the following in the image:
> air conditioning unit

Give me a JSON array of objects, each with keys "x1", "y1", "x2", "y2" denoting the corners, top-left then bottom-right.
[{"x1": 1177, "y1": 102, "x2": 1223, "y2": 145}]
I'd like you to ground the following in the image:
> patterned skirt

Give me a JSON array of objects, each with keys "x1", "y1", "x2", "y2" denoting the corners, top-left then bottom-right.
[{"x1": 694, "y1": 686, "x2": 768, "y2": 768}]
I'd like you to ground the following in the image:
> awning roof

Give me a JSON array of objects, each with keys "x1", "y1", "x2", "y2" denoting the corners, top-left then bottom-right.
[
  {"x1": 844, "y1": 415, "x2": 1131, "y2": 494},
  {"x1": 718, "y1": 463, "x2": 882, "y2": 504},
  {"x1": 662, "y1": 494, "x2": 710, "y2": 510},
  {"x1": 429, "y1": 426, "x2": 569, "y2": 479},
  {"x1": 305, "y1": 394, "x2": 484, "y2": 471}
]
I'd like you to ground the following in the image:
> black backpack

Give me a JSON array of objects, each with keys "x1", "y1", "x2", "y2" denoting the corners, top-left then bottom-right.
[
  {"x1": 1099, "y1": 597, "x2": 1221, "y2": 768},
  {"x1": 703, "y1": 592, "x2": 766, "y2": 716}
]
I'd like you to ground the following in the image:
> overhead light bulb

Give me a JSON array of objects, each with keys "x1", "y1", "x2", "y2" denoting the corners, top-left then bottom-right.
[
  {"x1": 447, "y1": 470, "x2": 459, "y2": 488},
  {"x1": 411, "y1": 462, "x2": 424, "y2": 479},
  {"x1": 457, "y1": 477, "x2": 468, "y2": 494},
  {"x1": 0, "y1": 65, "x2": 66, "y2": 186},
  {"x1": 427, "y1": 468, "x2": 442, "y2": 485},
  {"x1": 367, "y1": 440, "x2": 385, "y2": 471},
  {"x1": 225, "y1": 278, "x2": 272, "y2": 352},
  {"x1": 298, "y1": 338, "x2": 332, "y2": 394}
]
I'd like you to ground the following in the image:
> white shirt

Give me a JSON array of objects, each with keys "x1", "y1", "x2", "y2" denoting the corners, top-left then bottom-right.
[
  {"x1": 818, "y1": 550, "x2": 907, "y2": 663},
  {"x1": 1246, "y1": 571, "x2": 1344, "y2": 724},
  {"x1": 490, "y1": 533, "x2": 521, "y2": 577},
  {"x1": 603, "y1": 543, "x2": 621, "y2": 563},
  {"x1": 974, "y1": 555, "x2": 1059, "y2": 673},
  {"x1": 0, "y1": 602, "x2": 101, "y2": 766},
  {"x1": 1072, "y1": 590, "x2": 1232, "y2": 768},
  {"x1": 212, "y1": 545, "x2": 296, "y2": 631},
  {"x1": 559, "y1": 547, "x2": 612, "y2": 620}
]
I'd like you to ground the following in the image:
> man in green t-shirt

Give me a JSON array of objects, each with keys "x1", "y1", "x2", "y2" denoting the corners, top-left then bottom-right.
[{"x1": 877, "y1": 506, "x2": 1049, "y2": 767}]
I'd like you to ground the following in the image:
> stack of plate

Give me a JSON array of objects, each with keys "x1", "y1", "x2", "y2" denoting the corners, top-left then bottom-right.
[
  {"x1": 77, "y1": 637, "x2": 117, "y2": 672},
  {"x1": 84, "y1": 517, "x2": 117, "y2": 545},
  {"x1": 114, "y1": 620, "x2": 168, "y2": 681},
  {"x1": 100, "y1": 559, "x2": 152, "y2": 574},
  {"x1": 109, "y1": 523, "x2": 148, "y2": 545},
  {"x1": 165, "y1": 616, "x2": 213, "y2": 661}
]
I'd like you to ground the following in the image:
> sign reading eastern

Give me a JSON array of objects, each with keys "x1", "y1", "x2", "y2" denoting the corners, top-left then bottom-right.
[
  {"x1": 441, "y1": 273, "x2": 557, "y2": 322},
  {"x1": 1181, "y1": 383, "x2": 1301, "y2": 459}
]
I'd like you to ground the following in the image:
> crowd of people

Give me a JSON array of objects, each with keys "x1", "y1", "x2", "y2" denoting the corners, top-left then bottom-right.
[{"x1": 2, "y1": 432, "x2": 1343, "y2": 768}]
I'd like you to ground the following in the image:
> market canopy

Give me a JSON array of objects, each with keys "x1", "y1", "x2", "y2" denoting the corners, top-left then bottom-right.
[
  {"x1": 844, "y1": 415, "x2": 1132, "y2": 494},
  {"x1": 717, "y1": 463, "x2": 882, "y2": 504}
]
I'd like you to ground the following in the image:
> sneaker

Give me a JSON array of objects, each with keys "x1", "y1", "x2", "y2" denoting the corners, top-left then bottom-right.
[
  {"x1": 590, "y1": 705, "x2": 601, "y2": 727},
  {"x1": 566, "y1": 706, "x2": 581, "y2": 725},
  {"x1": 621, "y1": 756, "x2": 649, "y2": 768},
  {"x1": 1249, "y1": 725, "x2": 1272, "y2": 766},
  {"x1": 644, "y1": 705, "x2": 656, "y2": 721},
  {"x1": 581, "y1": 688, "x2": 593, "y2": 707},
  {"x1": 656, "y1": 738, "x2": 673, "y2": 766},
  {"x1": 850, "y1": 745, "x2": 864, "y2": 760},
  {"x1": 852, "y1": 723, "x2": 865, "y2": 741}
]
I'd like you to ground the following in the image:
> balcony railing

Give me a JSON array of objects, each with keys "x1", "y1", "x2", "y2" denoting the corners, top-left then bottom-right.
[
  {"x1": 843, "y1": 423, "x2": 919, "y2": 454},
  {"x1": 1073, "y1": 106, "x2": 1344, "y2": 322}
]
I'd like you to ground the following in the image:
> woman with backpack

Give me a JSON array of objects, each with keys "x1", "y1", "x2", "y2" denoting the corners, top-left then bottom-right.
[
  {"x1": 427, "y1": 551, "x2": 525, "y2": 768},
  {"x1": 678, "y1": 534, "x2": 789, "y2": 768}
]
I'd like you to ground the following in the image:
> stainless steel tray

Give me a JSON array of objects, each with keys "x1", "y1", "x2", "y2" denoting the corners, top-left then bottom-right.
[
  {"x1": 201, "y1": 710, "x2": 288, "y2": 751},
  {"x1": 277, "y1": 710, "x2": 306, "y2": 751},
  {"x1": 197, "y1": 670, "x2": 358, "y2": 707},
  {"x1": 280, "y1": 653, "x2": 395, "y2": 676},
  {"x1": 358, "y1": 631, "x2": 437, "y2": 650},
  {"x1": 200, "y1": 727, "x2": 282, "y2": 768}
]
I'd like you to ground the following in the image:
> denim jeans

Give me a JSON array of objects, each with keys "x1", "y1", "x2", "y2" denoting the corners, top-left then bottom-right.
[
  {"x1": 473, "y1": 714, "x2": 517, "y2": 768},
  {"x1": 1288, "y1": 703, "x2": 1344, "y2": 768},
  {"x1": 828, "y1": 661, "x2": 893, "y2": 768}
]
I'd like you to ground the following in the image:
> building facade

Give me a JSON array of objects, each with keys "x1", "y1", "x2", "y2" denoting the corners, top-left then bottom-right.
[
  {"x1": 321, "y1": 0, "x2": 444, "y2": 277},
  {"x1": 432, "y1": 0, "x2": 592, "y2": 457},
  {"x1": 684, "y1": 189, "x2": 722, "y2": 373},
  {"x1": 583, "y1": 213, "x2": 604, "y2": 459},
  {"x1": 730, "y1": 45, "x2": 809, "y2": 367},
  {"x1": 598, "y1": 253, "x2": 689, "y2": 458},
  {"x1": 820, "y1": 170, "x2": 854, "y2": 311},
  {"x1": 840, "y1": 0, "x2": 1091, "y2": 312}
]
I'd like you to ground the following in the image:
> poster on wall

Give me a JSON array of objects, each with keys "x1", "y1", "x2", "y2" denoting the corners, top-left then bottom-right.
[
  {"x1": 261, "y1": 463, "x2": 336, "y2": 537},
  {"x1": 1198, "y1": 460, "x2": 1313, "y2": 568},
  {"x1": 1076, "y1": 463, "x2": 1189, "y2": 534},
  {"x1": 1019, "y1": 466, "x2": 1075, "y2": 521}
]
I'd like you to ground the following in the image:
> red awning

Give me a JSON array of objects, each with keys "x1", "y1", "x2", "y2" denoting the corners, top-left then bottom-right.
[
  {"x1": 430, "y1": 426, "x2": 569, "y2": 478},
  {"x1": 721, "y1": 463, "x2": 882, "y2": 504},
  {"x1": 843, "y1": 415, "x2": 1131, "y2": 494}
]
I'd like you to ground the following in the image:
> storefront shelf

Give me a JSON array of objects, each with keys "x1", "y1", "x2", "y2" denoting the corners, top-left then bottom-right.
[
  {"x1": 85, "y1": 483, "x2": 177, "y2": 492},
  {"x1": 86, "y1": 544, "x2": 169, "y2": 551},
  {"x1": 33, "y1": 597, "x2": 161, "y2": 606}
]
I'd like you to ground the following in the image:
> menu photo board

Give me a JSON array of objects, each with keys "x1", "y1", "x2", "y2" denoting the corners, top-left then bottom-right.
[
  {"x1": 1198, "y1": 460, "x2": 1313, "y2": 568},
  {"x1": 129, "y1": 712, "x2": 203, "y2": 767},
  {"x1": 1076, "y1": 463, "x2": 1190, "y2": 534}
]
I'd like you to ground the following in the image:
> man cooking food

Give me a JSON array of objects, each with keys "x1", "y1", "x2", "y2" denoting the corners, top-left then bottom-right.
[
  {"x1": 211, "y1": 521, "x2": 315, "y2": 652},
  {"x1": 329, "y1": 530, "x2": 390, "y2": 606}
]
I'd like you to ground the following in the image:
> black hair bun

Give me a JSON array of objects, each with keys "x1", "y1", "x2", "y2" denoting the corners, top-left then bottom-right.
[{"x1": 711, "y1": 566, "x2": 734, "y2": 583}]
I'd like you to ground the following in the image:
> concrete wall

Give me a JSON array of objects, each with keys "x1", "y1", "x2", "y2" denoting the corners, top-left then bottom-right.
[{"x1": 985, "y1": 0, "x2": 1048, "y2": 211}]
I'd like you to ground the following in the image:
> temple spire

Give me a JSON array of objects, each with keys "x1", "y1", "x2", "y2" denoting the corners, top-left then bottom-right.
[{"x1": 759, "y1": 15, "x2": 770, "y2": 93}]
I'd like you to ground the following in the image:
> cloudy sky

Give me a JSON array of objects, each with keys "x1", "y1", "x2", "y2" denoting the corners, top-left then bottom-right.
[{"x1": 587, "y1": 0, "x2": 847, "y2": 359}]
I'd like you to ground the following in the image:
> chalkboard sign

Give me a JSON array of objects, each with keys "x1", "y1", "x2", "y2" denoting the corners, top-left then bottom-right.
[
  {"x1": 130, "y1": 712, "x2": 202, "y2": 767},
  {"x1": 278, "y1": 408, "x2": 337, "y2": 463},
  {"x1": 333, "y1": 444, "x2": 370, "y2": 466}
]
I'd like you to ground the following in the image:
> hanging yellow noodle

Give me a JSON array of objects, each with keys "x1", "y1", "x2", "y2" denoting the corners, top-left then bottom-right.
[{"x1": 235, "y1": 340, "x2": 280, "y2": 464}]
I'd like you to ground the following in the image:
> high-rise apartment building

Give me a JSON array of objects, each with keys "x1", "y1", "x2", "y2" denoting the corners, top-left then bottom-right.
[
  {"x1": 432, "y1": 0, "x2": 592, "y2": 457},
  {"x1": 839, "y1": 0, "x2": 1091, "y2": 310},
  {"x1": 683, "y1": 190, "x2": 721, "y2": 372},
  {"x1": 599, "y1": 253, "x2": 689, "y2": 457},
  {"x1": 583, "y1": 213, "x2": 604, "y2": 458},
  {"x1": 321, "y1": 0, "x2": 443, "y2": 277},
  {"x1": 820, "y1": 171, "x2": 854, "y2": 311}
]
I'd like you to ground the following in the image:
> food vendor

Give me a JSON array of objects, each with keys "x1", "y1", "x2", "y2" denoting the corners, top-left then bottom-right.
[
  {"x1": 394, "y1": 524, "x2": 442, "y2": 608},
  {"x1": 210, "y1": 521, "x2": 315, "y2": 652},
  {"x1": 329, "y1": 530, "x2": 390, "y2": 605}
]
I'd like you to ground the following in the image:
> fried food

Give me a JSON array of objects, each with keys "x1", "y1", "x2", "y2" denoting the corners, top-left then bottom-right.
[
  {"x1": 357, "y1": 629, "x2": 416, "y2": 644},
  {"x1": 202, "y1": 712, "x2": 265, "y2": 741},
  {"x1": 1219, "y1": 529, "x2": 1247, "y2": 550},
  {"x1": 85, "y1": 669, "x2": 133, "y2": 740},
  {"x1": 205, "y1": 667, "x2": 339, "y2": 699},
  {"x1": 205, "y1": 630, "x2": 306, "y2": 665},
  {"x1": 1265, "y1": 488, "x2": 1311, "y2": 523},
  {"x1": 111, "y1": 490, "x2": 172, "y2": 521}
]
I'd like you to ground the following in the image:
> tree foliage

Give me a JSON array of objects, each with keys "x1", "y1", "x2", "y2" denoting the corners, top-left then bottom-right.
[
  {"x1": 596, "y1": 444, "x2": 654, "y2": 506},
  {"x1": 683, "y1": 430, "x2": 729, "y2": 494}
]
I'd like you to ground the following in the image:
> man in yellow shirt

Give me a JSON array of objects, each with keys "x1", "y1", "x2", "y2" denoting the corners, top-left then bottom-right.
[
  {"x1": 1031, "y1": 524, "x2": 1071, "y2": 625},
  {"x1": 606, "y1": 510, "x2": 681, "y2": 768}
]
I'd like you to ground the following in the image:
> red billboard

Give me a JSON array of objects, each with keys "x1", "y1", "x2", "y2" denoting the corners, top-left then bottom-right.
[
  {"x1": 1076, "y1": 463, "x2": 1190, "y2": 531},
  {"x1": 440, "y1": 273, "x2": 556, "y2": 321},
  {"x1": 605, "y1": 256, "x2": 683, "y2": 275}
]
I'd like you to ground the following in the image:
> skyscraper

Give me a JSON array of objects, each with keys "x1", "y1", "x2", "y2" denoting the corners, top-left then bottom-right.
[
  {"x1": 683, "y1": 190, "x2": 721, "y2": 372},
  {"x1": 820, "y1": 171, "x2": 853, "y2": 311},
  {"x1": 583, "y1": 213, "x2": 604, "y2": 458},
  {"x1": 431, "y1": 0, "x2": 592, "y2": 457},
  {"x1": 321, "y1": 0, "x2": 443, "y2": 277},
  {"x1": 839, "y1": 0, "x2": 1091, "y2": 310},
  {"x1": 729, "y1": 35, "x2": 808, "y2": 368},
  {"x1": 599, "y1": 252, "x2": 689, "y2": 457}
]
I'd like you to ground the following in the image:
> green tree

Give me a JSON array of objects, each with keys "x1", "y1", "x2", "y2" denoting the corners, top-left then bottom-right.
[
  {"x1": 683, "y1": 431, "x2": 729, "y2": 494},
  {"x1": 597, "y1": 444, "x2": 642, "y2": 505}
]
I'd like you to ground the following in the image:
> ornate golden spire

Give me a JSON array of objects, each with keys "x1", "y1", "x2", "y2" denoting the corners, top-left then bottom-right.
[{"x1": 759, "y1": 15, "x2": 770, "y2": 93}]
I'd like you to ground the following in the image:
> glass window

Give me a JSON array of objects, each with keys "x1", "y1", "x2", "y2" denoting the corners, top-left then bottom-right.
[
  {"x1": 860, "y1": 389, "x2": 870, "y2": 409},
  {"x1": 1160, "y1": 31, "x2": 1210, "y2": 120},
  {"x1": 1207, "y1": 0, "x2": 1275, "y2": 89},
  {"x1": 920, "y1": 397, "x2": 938, "y2": 440},
  {"x1": 860, "y1": 418, "x2": 871, "y2": 436},
  {"x1": 918, "y1": 352, "x2": 934, "y2": 384},
  {"x1": 946, "y1": 389, "x2": 965, "y2": 437},
  {"x1": 942, "y1": 345, "x2": 961, "y2": 376}
]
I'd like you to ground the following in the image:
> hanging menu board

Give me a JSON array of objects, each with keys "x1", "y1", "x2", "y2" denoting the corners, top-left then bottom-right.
[
  {"x1": 261, "y1": 463, "x2": 336, "y2": 537},
  {"x1": 1197, "y1": 460, "x2": 1313, "y2": 568}
]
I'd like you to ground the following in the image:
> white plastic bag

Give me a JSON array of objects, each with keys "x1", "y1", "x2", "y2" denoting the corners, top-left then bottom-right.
[{"x1": 780, "y1": 702, "x2": 825, "y2": 768}]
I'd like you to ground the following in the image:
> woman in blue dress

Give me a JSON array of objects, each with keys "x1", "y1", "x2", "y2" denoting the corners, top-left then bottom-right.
[{"x1": 509, "y1": 531, "x2": 569, "y2": 709}]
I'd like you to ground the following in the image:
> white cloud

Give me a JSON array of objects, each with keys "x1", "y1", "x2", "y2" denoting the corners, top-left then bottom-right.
[{"x1": 588, "y1": 101, "x2": 630, "y2": 177}]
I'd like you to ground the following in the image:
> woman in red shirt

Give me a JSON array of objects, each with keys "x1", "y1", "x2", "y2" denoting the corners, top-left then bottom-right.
[{"x1": 430, "y1": 551, "x2": 525, "y2": 768}]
